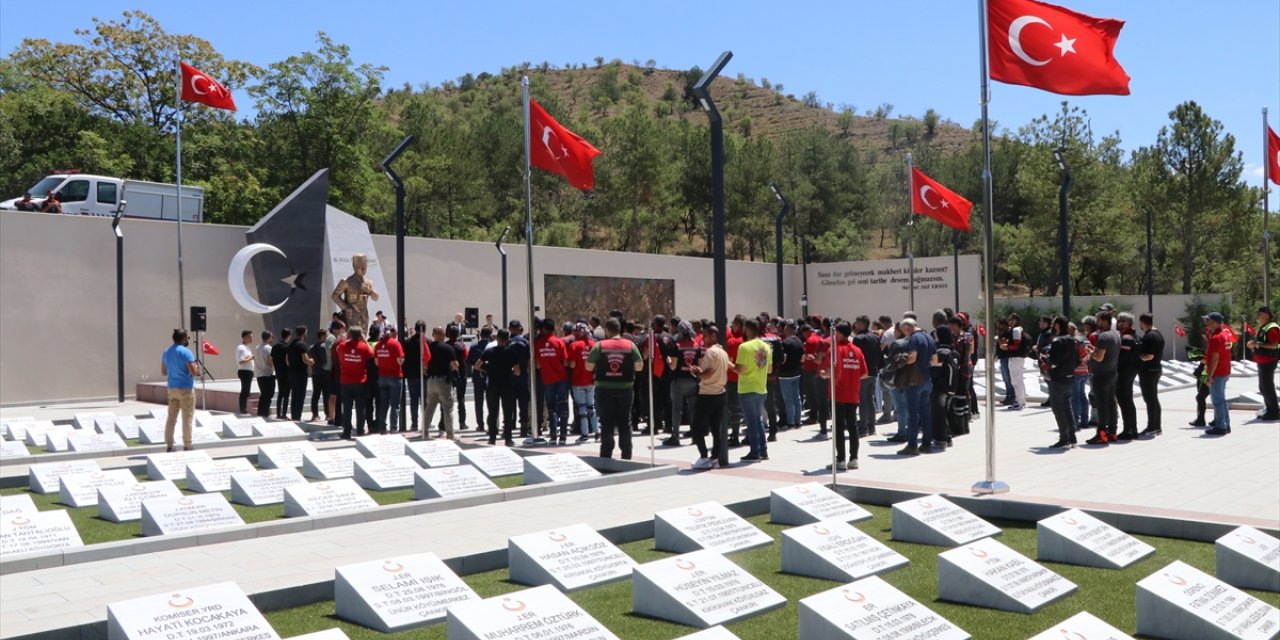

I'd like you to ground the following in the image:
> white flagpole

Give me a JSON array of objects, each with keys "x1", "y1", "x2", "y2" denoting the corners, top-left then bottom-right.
[
  {"x1": 649, "y1": 326, "x2": 656, "y2": 467},
  {"x1": 1264, "y1": 107, "x2": 1272, "y2": 309},
  {"x1": 522, "y1": 76, "x2": 538, "y2": 441},
  {"x1": 906, "y1": 152, "x2": 916, "y2": 311},
  {"x1": 175, "y1": 57, "x2": 187, "y2": 329},
  {"x1": 829, "y1": 323, "x2": 838, "y2": 489}
]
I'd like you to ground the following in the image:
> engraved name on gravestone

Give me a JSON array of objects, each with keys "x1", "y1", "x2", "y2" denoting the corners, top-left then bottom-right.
[
  {"x1": 1216, "y1": 526, "x2": 1280, "y2": 593},
  {"x1": 145, "y1": 451, "x2": 212, "y2": 481},
  {"x1": 632, "y1": 549, "x2": 787, "y2": 628},
  {"x1": 98, "y1": 481, "x2": 182, "y2": 523},
  {"x1": 141, "y1": 494, "x2": 245, "y2": 536},
  {"x1": 1137, "y1": 560, "x2": 1280, "y2": 640},
  {"x1": 937, "y1": 537, "x2": 1077, "y2": 614},
  {"x1": 891, "y1": 495, "x2": 1000, "y2": 547},
  {"x1": 44, "y1": 429, "x2": 73, "y2": 452},
  {"x1": 230, "y1": 468, "x2": 307, "y2": 507},
  {"x1": 1, "y1": 510, "x2": 84, "y2": 556},
  {"x1": 459, "y1": 447, "x2": 524, "y2": 478},
  {"x1": 508, "y1": 523, "x2": 637, "y2": 591},
  {"x1": 252, "y1": 422, "x2": 306, "y2": 438},
  {"x1": 770, "y1": 483, "x2": 872, "y2": 526},
  {"x1": 334, "y1": 552, "x2": 480, "y2": 632},
  {"x1": 222, "y1": 417, "x2": 264, "y2": 438},
  {"x1": 404, "y1": 440, "x2": 462, "y2": 468},
  {"x1": 781, "y1": 519, "x2": 909, "y2": 583},
  {"x1": 522, "y1": 453, "x2": 601, "y2": 485},
  {"x1": 302, "y1": 449, "x2": 365, "y2": 480},
  {"x1": 1037, "y1": 508, "x2": 1155, "y2": 570},
  {"x1": 106, "y1": 581, "x2": 281, "y2": 640},
  {"x1": 0, "y1": 494, "x2": 37, "y2": 517},
  {"x1": 352, "y1": 455, "x2": 419, "y2": 490},
  {"x1": 113, "y1": 416, "x2": 140, "y2": 440},
  {"x1": 798, "y1": 575, "x2": 971, "y2": 640},
  {"x1": 446, "y1": 584, "x2": 619, "y2": 640},
  {"x1": 68, "y1": 432, "x2": 129, "y2": 453},
  {"x1": 75, "y1": 412, "x2": 113, "y2": 430},
  {"x1": 654, "y1": 502, "x2": 773, "y2": 554},
  {"x1": 354, "y1": 434, "x2": 409, "y2": 459},
  {"x1": 257, "y1": 442, "x2": 317, "y2": 469},
  {"x1": 186, "y1": 458, "x2": 257, "y2": 493},
  {"x1": 4, "y1": 419, "x2": 32, "y2": 441},
  {"x1": 0, "y1": 440, "x2": 27, "y2": 458},
  {"x1": 23, "y1": 420, "x2": 66, "y2": 446},
  {"x1": 58, "y1": 469, "x2": 136, "y2": 508},
  {"x1": 283, "y1": 479, "x2": 378, "y2": 518},
  {"x1": 28, "y1": 459, "x2": 101, "y2": 494},
  {"x1": 413, "y1": 465, "x2": 500, "y2": 500},
  {"x1": 1027, "y1": 611, "x2": 1134, "y2": 640}
]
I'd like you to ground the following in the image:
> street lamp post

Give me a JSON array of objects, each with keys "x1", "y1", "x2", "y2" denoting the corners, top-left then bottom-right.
[
  {"x1": 1053, "y1": 146, "x2": 1072, "y2": 318},
  {"x1": 1145, "y1": 207, "x2": 1154, "y2": 313},
  {"x1": 496, "y1": 227, "x2": 511, "y2": 324},
  {"x1": 801, "y1": 236, "x2": 810, "y2": 319},
  {"x1": 381, "y1": 135, "x2": 414, "y2": 433},
  {"x1": 112, "y1": 201, "x2": 126, "y2": 403},
  {"x1": 770, "y1": 182, "x2": 790, "y2": 317},
  {"x1": 691, "y1": 51, "x2": 733, "y2": 341}
]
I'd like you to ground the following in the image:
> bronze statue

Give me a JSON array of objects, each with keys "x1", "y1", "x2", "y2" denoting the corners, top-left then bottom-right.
[{"x1": 331, "y1": 253, "x2": 379, "y2": 330}]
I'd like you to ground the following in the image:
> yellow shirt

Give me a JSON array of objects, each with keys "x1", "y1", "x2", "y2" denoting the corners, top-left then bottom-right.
[{"x1": 734, "y1": 338, "x2": 772, "y2": 395}]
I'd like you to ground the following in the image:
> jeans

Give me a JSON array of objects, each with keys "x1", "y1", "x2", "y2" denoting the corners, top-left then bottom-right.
[
  {"x1": 834, "y1": 402, "x2": 859, "y2": 462},
  {"x1": 406, "y1": 377, "x2": 422, "y2": 429},
  {"x1": 164, "y1": 387, "x2": 195, "y2": 450},
  {"x1": 879, "y1": 377, "x2": 895, "y2": 419},
  {"x1": 377, "y1": 377, "x2": 404, "y2": 434},
  {"x1": 1049, "y1": 379, "x2": 1076, "y2": 444},
  {"x1": 237, "y1": 370, "x2": 253, "y2": 414},
  {"x1": 692, "y1": 392, "x2": 727, "y2": 464},
  {"x1": 597, "y1": 387, "x2": 633, "y2": 459},
  {"x1": 1093, "y1": 371, "x2": 1118, "y2": 435},
  {"x1": 1071, "y1": 375, "x2": 1090, "y2": 429},
  {"x1": 740, "y1": 392, "x2": 768, "y2": 457},
  {"x1": 256, "y1": 376, "x2": 275, "y2": 418},
  {"x1": 874, "y1": 374, "x2": 884, "y2": 411},
  {"x1": 289, "y1": 372, "x2": 308, "y2": 421},
  {"x1": 905, "y1": 381, "x2": 933, "y2": 447},
  {"x1": 890, "y1": 387, "x2": 910, "y2": 437},
  {"x1": 571, "y1": 385, "x2": 599, "y2": 436},
  {"x1": 670, "y1": 377, "x2": 698, "y2": 439},
  {"x1": 487, "y1": 385, "x2": 516, "y2": 443},
  {"x1": 544, "y1": 379, "x2": 571, "y2": 439},
  {"x1": 311, "y1": 373, "x2": 329, "y2": 418},
  {"x1": 999, "y1": 358, "x2": 1013, "y2": 403},
  {"x1": 1138, "y1": 369, "x2": 1162, "y2": 431},
  {"x1": 1259, "y1": 361, "x2": 1278, "y2": 415},
  {"x1": 779, "y1": 376, "x2": 802, "y2": 426},
  {"x1": 858, "y1": 377, "x2": 876, "y2": 434},
  {"x1": 1210, "y1": 375, "x2": 1230, "y2": 429},
  {"x1": 472, "y1": 373, "x2": 487, "y2": 427},
  {"x1": 426, "y1": 378, "x2": 455, "y2": 437},
  {"x1": 339, "y1": 383, "x2": 368, "y2": 437},
  {"x1": 1117, "y1": 369, "x2": 1139, "y2": 434}
]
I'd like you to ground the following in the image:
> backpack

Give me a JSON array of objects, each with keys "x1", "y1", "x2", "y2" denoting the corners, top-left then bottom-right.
[{"x1": 933, "y1": 346, "x2": 959, "y2": 393}]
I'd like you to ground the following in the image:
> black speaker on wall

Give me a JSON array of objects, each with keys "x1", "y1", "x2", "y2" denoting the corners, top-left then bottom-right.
[
  {"x1": 190, "y1": 306, "x2": 207, "y2": 332},
  {"x1": 465, "y1": 307, "x2": 479, "y2": 329}
]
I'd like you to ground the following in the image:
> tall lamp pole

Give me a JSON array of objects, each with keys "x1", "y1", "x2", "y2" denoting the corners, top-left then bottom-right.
[
  {"x1": 381, "y1": 135, "x2": 413, "y2": 432},
  {"x1": 112, "y1": 201, "x2": 126, "y2": 403},
  {"x1": 801, "y1": 236, "x2": 810, "y2": 319},
  {"x1": 496, "y1": 227, "x2": 511, "y2": 324},
  {"x1": 770, "y1": 182, "x2": 790, "y2": 317},
  {"x1": 1053, "y1": 146, "x2": 1072, "y2": 318},
  {"x1": 1145, "y1": 207, "x2": 1154, "y2": 313},
  {"x1": 691, "y1": 51, "x2": 733, "y2": 342}
]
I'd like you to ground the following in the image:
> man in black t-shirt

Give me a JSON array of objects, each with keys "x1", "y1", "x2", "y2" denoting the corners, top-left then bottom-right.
[
  {"x1": 307, "y1": 329, "x2": 330, "y2": 422},
  {"x1": 1114, "y1": 312, "x2": 1142, "y2": 440},
  {"x1": 777, "y1": 321, "x2": 805, "y2": 431},
  {"x1": 286, "y1": 326, "x2": 313, "y2": 421},
  {"x1": 852, "y1": 316, "x2": 882, "y2": 436},
  {"x1": 446, "y1": 325, "x2": 470, "y2": 430},
  {"x1": 1137, "y1": 313, "x2": 1165, "y2": 437},
  {"x1": 402, "y1": 322, "x2": 425, "y2": 431},
  {"x1": 271, "y1": 327, "x2": 292, "y2": 419},
  {"x1": 478, "y1": 329, "x2": 517, "y2": 445}
]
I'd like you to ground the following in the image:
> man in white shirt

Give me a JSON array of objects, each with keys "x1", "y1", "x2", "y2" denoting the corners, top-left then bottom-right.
[
  {"x1": 254, "y1": 331, "x2": 275, "y2": 418},
  {"x1": 235, "y1": 330, "x2": 255, "y2": 415}
]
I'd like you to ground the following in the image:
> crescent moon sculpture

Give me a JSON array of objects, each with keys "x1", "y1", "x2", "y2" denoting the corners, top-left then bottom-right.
[
  {"x1": 228, "y1": 243, "x2": 290, "y2": 314},
  {"x1": 1009, "y1": 16, "x2": 1053, "y2": 66}
]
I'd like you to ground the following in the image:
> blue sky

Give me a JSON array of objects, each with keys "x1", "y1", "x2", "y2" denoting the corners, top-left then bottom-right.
[{"x1": 3, "y1": 0, "x2": 1277, "y2": 188}]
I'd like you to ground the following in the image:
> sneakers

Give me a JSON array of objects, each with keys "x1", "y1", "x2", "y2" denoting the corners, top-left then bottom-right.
[
  {"x1": 1115, "y1": 431, "x2": 1137, "y2": 441},
  {"x1": 662, "y1": 437, "x2": 681, "y2": 447},
  {"x1": 897, "y1": 444, "x2": 920, "y2": 456},
  {"x1": 576, "y1": 435, "x2": 591, "y2": 443},
  {"x1": 767, "y1": 434, "x2": 777, "y2": 442},
  {"x1": 826, "y1": 461, "x2": 849, "y2": 472},
  {"x1": 1049, "y1": 440, "x2": 1075, "y2": 449},
  {"x1": 876, "y1": 414, "x2": 895, "y2": 425},
  {"x1": 813, "y1": 432, "x2": 830, "y2": 441},
  {"x1": 504, "y1": 439, "x2": 515, "y2": 446},
  {"x1": 1258, "y1": 412, "x2": 1280, "y2": 422},
  {"x1": 740, "y1": 453, "x2": 762, "y2": 461},
  {"x1": 1188, "y1": 419, "x2": 1206, "y2": 427},
  {"x1": 919, "y1": 444, "x2": 942, "y2": 454},
  {"x1": 885, "y1": 435, "x2": 907, "y2": 443},
  {"x1": 558, "y1": 438, "x2": 567, "y2": 445},
  {"x1": 1085, "y1": 431, "x2": 1110, "y2": 445},
  {"x1": 1206, "y1": 426, "x2": 1231, "y2": 436},
  {"x1": 1138, "y1": 426, "x2": 1162, "y2": 437},
  {"x1": 692, "y1": 457, "x2": 720, "y2": 470},
  {"x1": 726, "y1": 437, "x2": 741, "y2": 448}
]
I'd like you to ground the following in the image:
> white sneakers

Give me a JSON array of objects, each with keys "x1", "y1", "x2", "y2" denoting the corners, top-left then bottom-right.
[
  {"x1": 691, "y1": 457, "x2": 720, "y2": 470},
  {"x1": 824, "y1": 460, "x2": 858, "y2": 471}
]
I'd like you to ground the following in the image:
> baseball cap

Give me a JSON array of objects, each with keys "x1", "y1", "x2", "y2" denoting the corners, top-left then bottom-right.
[
  {"x1": 1203, "y1": 312, "x2": 1225, "y2": 323},
  {"x1": 508, "y1": 319, "x2": 523, "y2": 329}
]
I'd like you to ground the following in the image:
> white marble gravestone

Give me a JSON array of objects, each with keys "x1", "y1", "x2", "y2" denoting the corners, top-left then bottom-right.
[
  {"x1": 522, "y1": 453, "x2": 601, "y2": 485},
  {"x1": 252, "y1": 422, "x2": 306, "y2": 438},
  {"x1": 67, "y1": 432, "x2": 129, "y2": 453},
  {"x1": 112, "y1": 416, "x2": 140, "y2": 440},
  {"x1": 632, "y1": 549, "x2": 786, "y2": 628},
  {"x1": 97, "y1": 481, "x2": 182, "y2": 523},
  {"x1": 282, "y1": 479, "x2": 377, "y2": 518},
  {"x1": 354, "y1": 434, "x2": 409, "y2": 459},
  {"x1": 28, "y1": 459, "x2": 102, "y2": 494},
  {"x1": 3, "y1": 419, "x2": 32, "y2": 441},
  {"x1": 1216, "y1": 526, "x2": 1280, "y2": 593},
  {"x1": 140, "y1": 494, "x2": 245, "y2": 536},
  {"x1": 1027, "y1": 611, "x2": 1134, "y2": 640},
  {"x1": 937, "y1": 537, "x2": 1077, "y2": 614},
  {"x1": 413, "y1": 465, "x2": 500, "y2": 500},
  {"x1": 798, "y1": 575, "x2": 970, "y2": 640},
  {"x1": 22, "y1": 420, "x2": 65, "y2": 446},
  {"x1": 230, "y1": 468, "x2": 307, "y2": 507},
  {"x1": 302, "y1": 449, "x2": 365, "y2": 480},
  {"x1": 404, "y1": 439, "x2": 462, "y2": 468},
  {"x1": 222, "y1": 417, "x2": 264, "y2": 438},
  {"x1": 1, "y1": 510, "x2": 84, "y2": 556},
  {"x1": 446, "y1": 584, "x2": 619, "y2": 640},
  {"x1": 676, "y1": 628, "x2": 739, "y2": 640},
  {"x1": 508, "y1": 523, "x2": 637, "y2": 591},
  {"x1": 0, "y1": 494, "x2": 37, "y2": 517},
  {"x1": 334, "y1": 552, "x2": 480, "y2": 632},
  {"x1": 185, "y1": 458, "x2": 257, "y2": 493},
  {"x1": 654, "y1": 501, "x2": 773, "y2": 554},
  {"x1": 0, "y1": 440, "x2": 28, "y2": 458},
  {"x1": 58, "y1": 469, "x2": 136, "y2": 508},
  {"x1": 43, "y1": 429, "x2": 73, "y2": 452},
  {"x1": 106, "y1": 581, "x2": 281, "y2": 640},
  {"x1": 770, "y1": 483, "x2": 872, "y2": 526},
  {"x1": 1137, "y1": 560, "x2": 1280, "y2": 640},
  {"x1": 890, "y1": 495, "x2": 1000, "y2": 547},
  {"x1": 459, "y1": 447, "x2": 524, "y2": 478},
  {"x1": 75, "y1": 412, "x2": 113, "y2": 430},
  {"x1": 145, "y1": 450, "x2": 212, "y2": 481},
  {"x1": 781, "y1": 519, "x2": 909, "y2": 582},
  {"x1": 1037, "y1": 508, "x2": 1155, "y2": 569},
  {"x1": 257, "y1": 442, "x2": 316, "y2": 469},
  {"x1": 352, "y1": 455, "x2": 419, "y2": 490},
  {"x1": 288, "y1": 630, "x2": 349, "y2": 640},
  {"x1": 136, "y1": 419, "x2": 165, "y2": 445}
]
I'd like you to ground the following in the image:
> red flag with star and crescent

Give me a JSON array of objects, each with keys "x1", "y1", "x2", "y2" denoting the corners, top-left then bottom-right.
[
  {"x1": 1267, "y1": 124, "x2": 1280, "y2": 186},
  {"x1": 180, "y1": 62, "x2": 237, "y2": 111},
  {"x1": 529, "y1": 99, "x2": 601, "y2": 191},
  {"x1": 911, "y1": 168, "x2": 973, "y2": 232},
  {"x1": 988, "y1": 0, "x2": 1130, "y2": 96}
]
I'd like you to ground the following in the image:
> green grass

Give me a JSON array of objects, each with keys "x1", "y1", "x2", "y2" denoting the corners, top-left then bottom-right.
[
  {"x1": 0, "y1": 473, "x2": 525, "y2": 545},
  {"x1": 262, "y1": 509, "x2": 1280, "y2": 640}
]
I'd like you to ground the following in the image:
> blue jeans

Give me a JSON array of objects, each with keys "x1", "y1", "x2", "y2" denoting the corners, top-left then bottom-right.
[
  {"x1": 377, "y1": 377, "x2": 404, "y2": 433},
  {"x1": 740, "y1": 392, "x2": 768, "y2": 457},
  {"x1": 906, "y1": 381, "x2": 933, "y2": 447},
  {"x1": 571, "y1": 385, "x2": 599, "y2": 435},
  {"x1": 1210, "y1": 375, "x2": 1230, "y2": 429},
  {"x1": 779, "y1": 376, "x2": 802, "y2": 426},
  {"x1": 890, "y1": 387, "x2": 910, "y2": 437},
  {"x1": 1070, "y1": 375, "x2": 1090, "y2": 429},
  {"x1": 544, "y1": 379, "x2": 570, "y2": 439},
  {"x1": 999, "y1": 358, "x2": 1014, "y2": 402}
]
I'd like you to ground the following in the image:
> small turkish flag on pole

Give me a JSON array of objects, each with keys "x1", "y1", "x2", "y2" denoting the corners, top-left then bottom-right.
[
  {"x1": 1174, "y1": 324, "x2": 1187, "y2": 338},
  {"x1": 528, "y1": 99, "x2": 601, "y2": 191},
  {"x1": 911, "y1": 168, "x2": 974, "y2": 232},
  {"x1": 1266, "y1": 124, "x2": 1280, "y2": 186},
  {"x1": 201, "y1": 339, "x2": 221, "y2": 356},
  {"x1": 988, "y1": 0, "x2": 1130, "y2": 96},
  {"x1": 180, "y1": 62, "x2": 237, "y2": 111}
]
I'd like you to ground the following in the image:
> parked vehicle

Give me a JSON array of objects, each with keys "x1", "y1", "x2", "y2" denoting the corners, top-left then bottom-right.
[{"x1": 1, "y1": 173, "x2": 204, "y2": 222}]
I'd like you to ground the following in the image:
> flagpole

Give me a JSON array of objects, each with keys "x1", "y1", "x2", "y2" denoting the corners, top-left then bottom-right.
[
  {"x1": 906, "y1": 153, "x2": 916, "y2": 312},
  {"x1": 175, "y1": 57, "x2": 187, "y2": 330},
  {"x1": 972, "y1": 0, "x2": 1008, "y2": 495},
  {"x1": 522, "y1": 76, "x2": 538, "y2": 441},
  {"x1": 1264, "y1": 107, "x2": 1272, "y2": 309},
  {"x1": 829, "y1": 323, "x2": 838, "y2": 489},
  {"x1": 953, "y1": 229, "x2": 961, "y2": 312}
]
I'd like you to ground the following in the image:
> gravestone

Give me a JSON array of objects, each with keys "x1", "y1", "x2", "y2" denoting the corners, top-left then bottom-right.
[
  {"x1": 106, "y1": 581, "x2": 281, "y2": 640},
  {"x1": 28, "y1": 459, "x2": 102, "y2": 494},
  {"x1": 149, "y1": 408, "x2": 168, "y2": 419},
  {"x1": 186, "y1": 458, "x2": 257, "y2": 493},
  {"x1": 302, "y1": 449, "x2": 365, "y2": 480},
  {"x1": 1, "y1": 510, "x2": 83, "y2": 556},
  {"x1": 352, "y1": 455, "x2": 420, "y2": 490},
  {"x1": 113, "y1": 416, "x2": 140, "y2": 440},
  {"x1": 44, "y1": 429, "x2": 73, "y2": 452},
  {"x1": 98, "y1": 481, "x2": 182, "y2": 523},
  {"x1": 95, "y1": 416, "x2": 116, "y2": 433},
  {"x1": 257, "y1": 442, "x2": 317, "y2": 469},
  {"x1": 632, "y1": 549, "x2": 786, "y2": 628},
  {"x1": 289, "y1": 630, "x2": 349, "y2": 640},
  {"x1": 459, "y1": 447, "x2": 524, "y2": 478},
  {"x1": 798, "y1": 575, "x2": 970, "y2": 640},
  {"x1": 68, "y1": 432, "x2": 129, "y2": 454},
  {"x1": 1037, "y1": 508, "x2": 1155, "y2": 569},
  {"x1": 677, "y1": 628, "x2": 739, "y2": 640},
  {"x1": 937, "y1": 537, "x2": 1077, "y2": 614},
  {"x1": 404, "y1": 439, "x2": 462, "y2": 468},
  {"x1": 141, "y1": 494, "x2": 245, "y2": 536},
  {"x1": 58, "y1": 468, "x2": 136, "y2": 508},
  {"x1": 891, "y1": 495, "x2": 1000, "y2": 547},
  {"x1": 1137, "y1": 560, "x2": 1280, "y2": 640},
  {"x1": 654, "y1": 501, "x2": 773, "y2": 554},
  {"x1": 136, "y1": 419, "x2": 164, "y2": 445},
  {"x1": 23, "y1": 420, "x2": 66, "y2": 446},
  {"x1": 508, "y1": 523, "x2": 637, "y2": 591},
  {"x1": 145, "y1": 450, "x2": 212, "y2": 481},
  {"x1": 75, "y1": 412, "x2": 113, "y2": 430},
  {"x1": 446, "y1": 584, "x2": 619, "y2": 640},
  {"x1": 0, "y1": 440, "x2": 27, "y2": 458},
  {"x1": 334, "y1": 552, "x2": 481, "y2": 632},
  {"x1": 4, "y1": 420, "x2": 32, "y2": 441},
  {"x1": 522, "y1": 453, "x2": 601, "y2": 485},
  {"x1": 191, "y1": 428, "x2": 223, "y2": 444},
  {"x1": 1027, "y1": 611, "x2": 1134, "y2": 640},
  {"x1": 1216, "y1": 526, "x2": 1280, "y2": 593},
  {"x1": 252, "y1": 422, "x2": 306, "y2": 438},
  {"x1": 354, "y1": 434, "x2": 410, "y2": 459},
  {"x1": 781, "y1": 519, "x2": 909, "y2": 582},
  {"x1": 0, "y1": 494, "x2": 37, "y2": 517},
  {"x1": 222, "y1": 417, "x2": 264, "y2": 438},
  {"x1": 414, "y1": 465, "x2": 500, "y2": 500},
  {"x1": 283, "y1": 479, "x2": 378, "y2": 518},
  {"x1": 194, "y1": 412, "x2": 219, "y2": 429},
  {"x1": 230, "y1": 468, "x2": 307, "y2": 507},
  {"x1": 770, "y1": 483, "x2": 872, "y2": 526}
]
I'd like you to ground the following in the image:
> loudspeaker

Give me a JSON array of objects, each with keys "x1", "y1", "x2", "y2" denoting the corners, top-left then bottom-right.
[
  {"x1": 465, "y1": 307, "x2": 479, "y2": 329},
  {"x1": 190, "y1": 306, "x2": 207, "y2": 332}
]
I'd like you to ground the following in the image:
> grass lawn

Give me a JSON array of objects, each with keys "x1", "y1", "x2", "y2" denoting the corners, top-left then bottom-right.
[
  {"x1": 262, "y1": 508, "x2": 1280, "y2": 640},
  {"x1": 0, "y1": 472, "x2": 525, "y2": 545}
]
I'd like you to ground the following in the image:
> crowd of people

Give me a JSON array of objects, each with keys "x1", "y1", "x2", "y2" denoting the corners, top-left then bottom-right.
[{"x1": 192, "y1": 302, "x2": 1278, "y2": 470}]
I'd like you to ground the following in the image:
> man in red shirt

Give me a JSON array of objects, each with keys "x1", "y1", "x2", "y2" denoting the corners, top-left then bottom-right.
[
  {"x1": 336, "y1": 327, "x2": 375, "y2": 439},
  {"x1": 567, "y1": 323, "x2": 598, "y2": 442},
  {"x1": 822, "y1": 321, "x2": 866, "y2": 471},
  {"x1": 803, "y1": 320, "x2": 832, "y2": 437},
  {"x1": 1247, "y1": 306, "x2": 1280, "y2": 421},
  {"x1": 374, "y1": 325, "x2": 405, "y2": 434},
  {"x1": 724, "y1": 315, "x2": 745, "y2": 448},
  {"x1": 535, "y1": 318, "x2": 571, "y2": 444},
  {"x1": 1204, "y1": 312, "x2": 1234, "y2": 435}
]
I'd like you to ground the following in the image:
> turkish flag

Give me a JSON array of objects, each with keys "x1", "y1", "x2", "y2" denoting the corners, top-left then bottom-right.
[
  {"x1": 180, "y1": 62, "x2": 237, "y2": 111},
  {"x1": 201, "y1": 339, "x2": 221, "y2": 356},
  {"x1": 1267, "y1": 124, "x2": 1280, "y2": 186},
  {"x1": 911, "y1": 168, "x2": 973, "y2": 232},
  {"x1": 1174, "y1": 324, "x2": 1186, "y2": 338},
  {"x1": 529, "y1": 99, "x2": 601, "y2": 191},
  {"x1": 988, "y1": 0, "x2": 1130, "y2": 96}
]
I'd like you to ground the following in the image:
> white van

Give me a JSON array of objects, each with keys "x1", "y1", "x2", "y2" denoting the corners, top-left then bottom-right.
[{"x1": 1, "y1": 174, "x2": 204, "y2": 222}]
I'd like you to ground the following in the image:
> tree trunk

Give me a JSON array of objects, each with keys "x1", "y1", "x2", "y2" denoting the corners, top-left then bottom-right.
[{"x1": 1181, "y1": 234, "x2": 1194, "y2": 294}]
